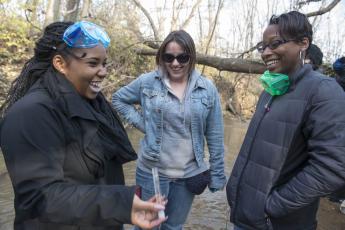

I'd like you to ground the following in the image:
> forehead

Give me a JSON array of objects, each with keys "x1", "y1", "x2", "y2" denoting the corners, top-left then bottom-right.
[
  {"x1": 165, "y1": 41, "x2": 185, "y2": 53},
  {"x1": 73, "y1": 44, "x2": 107, "y2": 59},
  {"x1": 263, "y1": 24, "x2": 280, "y2": 40}
]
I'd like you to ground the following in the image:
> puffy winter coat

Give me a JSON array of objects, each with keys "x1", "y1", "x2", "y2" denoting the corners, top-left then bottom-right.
[{"x1": 227, "y1": 64, "x2": 345, "y2": 230}]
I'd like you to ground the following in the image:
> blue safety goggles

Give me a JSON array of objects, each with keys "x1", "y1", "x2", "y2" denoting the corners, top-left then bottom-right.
[{"x1": 63, "y1": 21, "x2": 110, "y2": 48}]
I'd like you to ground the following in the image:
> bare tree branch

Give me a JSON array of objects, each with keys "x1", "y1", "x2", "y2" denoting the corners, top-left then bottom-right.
[
  {"x1": 171, "y1": 0, "x2": 185, "y2": 30},
  {"x1": 298, "y1": 0, "x2": 321, "y2": 8},
  {"x1": 131, "y1": 0, "x2": 340, "y2": 75},
  {"x1": 26, "y1": 0, "x2": 41, "y2": 35},
  {"x1": 131, "y1": 0, "x2": 160, "y2": 41},
  {"x1": 204, "y1": 0, "x2": 223, "y2": 55},
  {"x1": 171, "y1": 0, "x2": 177, "y2": 30},
  {"x1": 180, "y1": 0, "x2": 203, "y2": 29},
  {"x1": 237, "y1": 45, "x2": 259, "y2": 59},
  {"x1": 202, "y1": 0, "x2": 224, "y2": 73},
  {"x1": 236, "y1": 0, "x2": 340, "y2": 58},
  {"x1": 135, "y1": 48, "x2": 266, "y2": 74},
  {"x1": 24, "y1": 8, "x2": 42, "y2": 32},
  {"x1": 306, "y1": 0, "x2": 341, "y2": 17},
  {"x1": 65, "y1": 5, "x2": 77, "y2": 14}
]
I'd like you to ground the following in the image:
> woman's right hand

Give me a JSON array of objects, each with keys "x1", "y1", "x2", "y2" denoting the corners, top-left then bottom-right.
[{"x1": 131, "y1": 194, "x2": 167, "y2": 229}]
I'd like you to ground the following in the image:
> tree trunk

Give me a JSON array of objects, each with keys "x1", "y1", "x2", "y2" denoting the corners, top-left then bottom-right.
[
  {"x1": 27, "y1": 0, "x2": 39, "y2": 35},
  {"x1": 131, "y1": 0, "x2": 160, "y2": 41},
  {"x1": 65, "y1": 0, "x2": 80, "y2": 22},
  {"x1": 135, "y1": 48, "x2": 266, "y2": 74},
  {"x1": 53, "y1": 0, "x2": 61, "y2": 22},
  {"x1": 81, "y1": 0, "x2": 92, "y2": 19},
  {"x1": 44, "y1": 0, "x2": 55, "y2": 26}
]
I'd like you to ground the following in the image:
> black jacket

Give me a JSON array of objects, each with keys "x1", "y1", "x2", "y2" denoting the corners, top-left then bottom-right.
[
  {"x1": 0, "y1": 73, "x2": 137, "y2": 230},
  {"x1": 226, "y1": 64, "x2": 345, "y2": 230}
]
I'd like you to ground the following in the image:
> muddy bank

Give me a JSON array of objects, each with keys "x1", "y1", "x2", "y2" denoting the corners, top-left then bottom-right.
[{"x1": 317, "y1": 199, "x2": 345, "y2": 230}]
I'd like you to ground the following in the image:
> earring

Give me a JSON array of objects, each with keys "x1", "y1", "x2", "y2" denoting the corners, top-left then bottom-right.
[{"x1": 299, "y1": 50, "x2": 305, "y2": 65}]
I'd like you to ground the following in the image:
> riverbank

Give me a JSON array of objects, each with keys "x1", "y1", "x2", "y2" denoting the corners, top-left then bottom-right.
[{"x1": 1, "y1": 119, "x2": 344, "y2": 230}]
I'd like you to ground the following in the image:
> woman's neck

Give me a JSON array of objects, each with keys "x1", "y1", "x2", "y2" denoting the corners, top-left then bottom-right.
[{"x1": 168, "y1": 76, "x2": 189, "y2": 101}]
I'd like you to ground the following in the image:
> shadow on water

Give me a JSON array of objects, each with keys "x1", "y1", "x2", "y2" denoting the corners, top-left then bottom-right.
[{"x1": 1, "y1": 117, "x2": 344, "y2": 230}]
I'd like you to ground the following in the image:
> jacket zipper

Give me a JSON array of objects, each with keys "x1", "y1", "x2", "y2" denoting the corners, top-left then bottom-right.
[{"x1": 232, "y1": 95, "x2": 274, "y2": 227}]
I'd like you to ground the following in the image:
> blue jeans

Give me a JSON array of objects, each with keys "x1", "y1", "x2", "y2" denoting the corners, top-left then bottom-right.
[{"x1": 134, "y1": 167, "x2": 195, "y2": 230}]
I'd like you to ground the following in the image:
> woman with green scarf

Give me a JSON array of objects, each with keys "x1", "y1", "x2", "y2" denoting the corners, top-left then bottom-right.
[{"x1": 226, "y1": 11, "x2": 345, "y2": 230}]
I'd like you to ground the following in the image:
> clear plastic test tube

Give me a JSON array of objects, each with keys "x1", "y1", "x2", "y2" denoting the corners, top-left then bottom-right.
[{"x1": 152, "y1": 167, "x2": 165, "y2": 219}]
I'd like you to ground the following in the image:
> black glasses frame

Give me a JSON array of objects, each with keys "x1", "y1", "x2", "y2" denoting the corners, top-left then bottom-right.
[
  {"x1": 162, "y1": 53, "x2": 191, "y2": 64},
  {"x1": 256, "y1": 39, "x2": 296, "y2": 53}
]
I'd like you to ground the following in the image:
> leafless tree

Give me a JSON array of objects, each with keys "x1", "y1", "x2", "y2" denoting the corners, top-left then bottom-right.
[
  {"x1": 25, "y1": 0, "x2": 41, "y2": 33},
  {"x1": 81, "y1": 0, "x2": 92, "y2": 19},
  {"x1": 180, "y1": 0, "x2": 203, "y2": 30},
  {"x1": 131, "y1": 0, "x2": 160, "y2": 41},
  {"x1": 45, "y1": 0, "x2": 61, "y2": 26},
  {"x1": 200, "y1": 0, "x2": 224, "y2": 73},
  {"x1": 64, "y1": 0, "x2": 80, "y2": 21},
  {"x1": 306, "y1": 0, "x2": 341, "y2": 16}
]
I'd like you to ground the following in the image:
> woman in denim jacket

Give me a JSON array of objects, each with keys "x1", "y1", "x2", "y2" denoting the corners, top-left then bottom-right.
[{"x1": 112, "y1": 30, "x2": 226, "y2": 229}]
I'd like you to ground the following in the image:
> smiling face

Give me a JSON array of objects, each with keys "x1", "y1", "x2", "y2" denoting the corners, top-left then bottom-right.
[
  {"x1": 59, "y1": 45, "x2": 108, "y2": 99},
  {"x1": 261, "y1": 24, "x2": 309, "y2": 76},
  {"x1": 163, "y1": 41, "x2": 190, "y2": 82}
]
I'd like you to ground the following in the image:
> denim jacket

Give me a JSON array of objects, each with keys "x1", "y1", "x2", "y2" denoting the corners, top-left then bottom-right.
[{"x1": 112, "y1": 69, "x2": 226, "y2": 189}]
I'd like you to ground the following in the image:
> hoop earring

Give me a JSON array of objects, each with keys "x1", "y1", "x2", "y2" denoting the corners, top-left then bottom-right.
[{"x1": 299, "y1": 50, "x2": 305, "y2": 66}]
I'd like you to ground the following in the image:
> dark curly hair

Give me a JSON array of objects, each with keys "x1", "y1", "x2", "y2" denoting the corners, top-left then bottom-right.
[
  {"x1": 0, "y1": 21, "x2": 73, "y2": 117},
  {"x1": 269, "y1": 11, "x2": 313, "y2": 49}
]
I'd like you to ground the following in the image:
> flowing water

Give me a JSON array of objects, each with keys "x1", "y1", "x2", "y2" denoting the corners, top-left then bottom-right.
[{"x1": 1, "y1": 118, "x2": 344, "y2": 230}]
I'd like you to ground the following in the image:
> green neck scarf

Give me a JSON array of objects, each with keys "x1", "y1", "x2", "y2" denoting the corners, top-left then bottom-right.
[{"x1": 260, "y1": 70, "x2": 290, "y2": 96}]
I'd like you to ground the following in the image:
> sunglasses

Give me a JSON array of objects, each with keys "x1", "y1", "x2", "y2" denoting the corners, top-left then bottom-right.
[
  {"x1": 162, "y1": 53, "x2": 190, "y2": 64},
  {"x1": 63, "y1": 21, "x2": 110, "y2": 48},
  {"x1": 256, "y1": 39, "x2": 295, "y2": 53}
]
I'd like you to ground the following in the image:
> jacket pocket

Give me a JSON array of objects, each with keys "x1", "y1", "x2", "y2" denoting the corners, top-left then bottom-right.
[
  {"x1": 142, "y1": 88, "x2": 162, "y2": 114},
  {"x1": 192, "y1": 96, "x2": 213, "y2": 123},
  {"x1": 201, "y1": 97, "x2": 213, "y2": 109},
  {"x1": 142, "y1": 88, "x2": 160, "y2": 98}
]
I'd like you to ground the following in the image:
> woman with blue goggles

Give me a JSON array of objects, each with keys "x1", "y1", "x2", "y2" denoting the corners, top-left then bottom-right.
[{"x1": 0, "y1": 21, "x2": 166, "y2": 230}]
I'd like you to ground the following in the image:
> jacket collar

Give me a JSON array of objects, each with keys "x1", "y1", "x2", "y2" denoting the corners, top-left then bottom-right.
[
  {"x1": 288, "y1": 64, "x2": 313, "y2": 91},
  {"x1": 154, "y1": 69, "x2": 207, "y2": 89},
  {"x1": 55, "y1": 74, "x2": 97, "y2": 121}
]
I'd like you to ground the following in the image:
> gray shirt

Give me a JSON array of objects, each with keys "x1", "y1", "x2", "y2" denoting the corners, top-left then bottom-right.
[{"x1": 138, "y1": 73, "x2": 207, "y2": 178}]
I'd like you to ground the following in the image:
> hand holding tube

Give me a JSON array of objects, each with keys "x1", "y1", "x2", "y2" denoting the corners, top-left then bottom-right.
[
  {"x1": 131, "y1": 194, "x2": 167, "y2": 229},
  {"x1": 152, "y1": 167, "x2": 166, "y2": 218}
]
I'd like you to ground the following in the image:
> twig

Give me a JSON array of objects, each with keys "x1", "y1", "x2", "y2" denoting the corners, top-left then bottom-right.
[
  {"x1": 306, "y1": 0, "x2": 341, "y2": 17},
  {"x1": 24, "y1": 8, "x2": 42, "y2": 32}
]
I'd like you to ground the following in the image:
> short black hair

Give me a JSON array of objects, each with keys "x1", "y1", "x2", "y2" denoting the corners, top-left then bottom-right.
[
  {"x1": 269, "y1": 11, "x2": 313, "y2": 47},
  {"x1": 306, "y1": 44, "x2": 323, "y2": 70}
]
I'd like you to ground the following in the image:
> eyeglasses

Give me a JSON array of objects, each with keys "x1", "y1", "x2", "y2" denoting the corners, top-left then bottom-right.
[
  {"x1": 162, "y1": 53, "x2": 190, "y2": 64},
  {"x1": 63, "y1": 21, "x2": 110, "y2": 48},
  {"x1": 256, "y1": 39, "x2": 295, "y2": 53}
]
